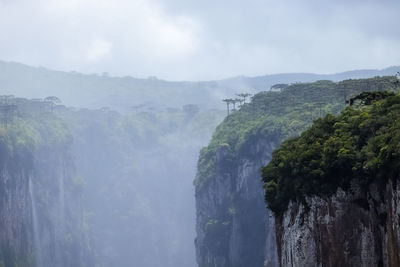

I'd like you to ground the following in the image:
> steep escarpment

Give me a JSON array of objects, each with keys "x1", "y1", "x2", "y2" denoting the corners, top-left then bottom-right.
[
  {"x1": 263, "y1": 92, "x2": 400, "y2": 266},
  {"x1": 0, "y1": 125, "x2": 34, "y2": 266},
  {"x1": 30, "y1": 132, "x2": 94, "y2": 267},
  {"x1": 0, "y1": 99, "x2": 94, "y2": 267},
  {"x1": 195, "y1": 138, "x2": 279, "y2": 267},
  {"x1": 195, "y1": 76, "x2": 398, "y2": 267},
  {"x1": 276, "y1": 179, "x2": 399, "y2": 267}
]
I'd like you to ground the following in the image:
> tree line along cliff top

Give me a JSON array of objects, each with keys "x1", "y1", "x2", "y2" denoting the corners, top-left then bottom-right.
[
  {"x1": 262, "y1": 91, "x2": 400, "y2": 217},
  {"x1": 0, "y1": 97, "x2": 73, "y2": 173},
  {"x1": 195, "y1": 76, "x2": 399, "y2": 188}
]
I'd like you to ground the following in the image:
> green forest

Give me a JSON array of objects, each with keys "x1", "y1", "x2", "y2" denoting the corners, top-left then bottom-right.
[
  {"x1": 262, "y1": 91, "x2": 400, "y2": 217},
  {"x1": 196, "y1": 76, "x2": 399, "y2": 187}
]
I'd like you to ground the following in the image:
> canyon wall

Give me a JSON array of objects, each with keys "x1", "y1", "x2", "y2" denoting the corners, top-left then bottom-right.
[
  {"x1": 276, "y1": 179, "x2": 400, "y2": 267},
  {"x1": 0, "y1": 119, "x2": 94, "y2": 267},
  {"x1": 195, "y1": 139, "x2": 279, "y2": 267}
]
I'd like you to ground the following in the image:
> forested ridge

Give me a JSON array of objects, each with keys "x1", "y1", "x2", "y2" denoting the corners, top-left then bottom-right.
[
  {"x1": 1, "y1": 60, "x2": 399, "y2": 112},
  {"x1": 262, "y1": 90, "x2": 400, "y2": 217},
  {"x1": 196, "y1": 76, "x2": 399, "y2": 187}
]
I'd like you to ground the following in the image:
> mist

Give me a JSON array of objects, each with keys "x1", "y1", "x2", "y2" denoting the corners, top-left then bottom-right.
[
  {"x1": 0, "y1": 1, "x2": 399, "y2": 267},
  {"x1": 0, "y1": 62, "x2": 398, "y2": 267}
]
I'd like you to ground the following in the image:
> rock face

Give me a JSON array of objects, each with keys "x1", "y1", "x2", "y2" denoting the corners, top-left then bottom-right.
[
  {"x1": 276, "y1": 179, "x2": 400, "y2": 267},
  {"x1": 195, "y1": 139, "x2": 279, "y2": 267},
  {"x1": 0, "y1": 139, "x2": 94, "y2": 266},
  {"x1": 0, "y1": 161, "x2": 33, "y2": 266}
]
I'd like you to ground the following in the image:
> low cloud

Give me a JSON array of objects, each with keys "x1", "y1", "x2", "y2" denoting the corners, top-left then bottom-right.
[
  {"x1": 0, "y1": 0, "x2": 398, "y2": 80},
  {"x1": 84, "y1": 38, "x2": 112, "y2": 62}
]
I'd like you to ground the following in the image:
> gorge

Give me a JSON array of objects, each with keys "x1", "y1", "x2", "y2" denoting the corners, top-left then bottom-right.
[{"x1": 0, "y1": 62, "x2": 399, "y2": 267}]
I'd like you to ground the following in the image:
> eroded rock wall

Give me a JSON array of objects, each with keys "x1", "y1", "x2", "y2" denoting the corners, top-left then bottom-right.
[
  {"x1": 276, "y1": 179, "x2": 400, "y2": 267},
  {"x1": 195, "y1": 139, "x2": 279, "y2": 267}
]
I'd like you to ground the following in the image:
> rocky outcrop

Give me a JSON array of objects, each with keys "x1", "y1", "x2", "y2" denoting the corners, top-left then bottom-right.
[
  {"x1": 276, "y1": 178, "x2": 400, "y2": 267},
  {"x1": 195, "y1": 139, "x2": 279, "y2": 267}
]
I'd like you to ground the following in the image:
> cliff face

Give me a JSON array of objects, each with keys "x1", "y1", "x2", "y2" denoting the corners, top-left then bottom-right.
[
  {"x1": 30, "y1": 144, "x2": 94, "y2": 267},
  {"x1": 276, "y1": 178, "x2": 400, "y2": 267},
  {"x1": 0, "y1": 158, "x2": 33, "y2": 266},
  {"x1": 195, "y1": 139, "x2": 279, "y2": 267},
  {"x1": 0, "y1": 122, "x2": 94, "y2": 267}
]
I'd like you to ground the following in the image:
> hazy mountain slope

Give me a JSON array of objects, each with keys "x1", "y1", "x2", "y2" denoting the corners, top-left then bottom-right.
[{"x1": 0, "y1": 60, "x2": 399, "y2": 112}]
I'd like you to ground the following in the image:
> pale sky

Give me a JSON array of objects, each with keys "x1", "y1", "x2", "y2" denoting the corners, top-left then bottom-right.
[{"x1": 0, "y1": 0, "x2": 399, "y2": 80}]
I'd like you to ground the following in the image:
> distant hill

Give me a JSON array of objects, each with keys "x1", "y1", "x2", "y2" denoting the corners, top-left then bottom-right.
[
  {"x1": 0, "y1": 60, "x2": 399, "y2": 112},
  {"x1": 221, "y1": 66, "x2": 400, "y2": 91}
]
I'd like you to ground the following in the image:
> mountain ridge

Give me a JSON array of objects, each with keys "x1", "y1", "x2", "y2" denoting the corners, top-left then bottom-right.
[{"x1": 1, "y1": 60, "x2": 399, "y2": 112}]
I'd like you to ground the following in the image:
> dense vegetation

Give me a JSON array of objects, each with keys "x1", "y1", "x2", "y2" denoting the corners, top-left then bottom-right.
[
  {"x1": 195, "y1": 76, "x2": 399, "y2": 187},
  {"x1": 0, "y1": 98, "x2": 71, "y2": 173},
  {"x1": 262, "y1": 91, "x2": 400, "y2": 217}
]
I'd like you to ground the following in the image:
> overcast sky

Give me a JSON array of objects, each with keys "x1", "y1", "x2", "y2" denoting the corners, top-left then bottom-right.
[{"x1": 0, "y1": 0, "x2": 399, "y2": 80}]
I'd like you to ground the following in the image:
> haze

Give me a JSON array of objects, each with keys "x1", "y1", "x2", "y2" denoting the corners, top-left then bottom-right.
[
  {"x1": 0, "y1": 1, "x2": 399, "y2": 267},
  {"x1": 0, "y1": 0, "x2": 399, "y2": 80}
]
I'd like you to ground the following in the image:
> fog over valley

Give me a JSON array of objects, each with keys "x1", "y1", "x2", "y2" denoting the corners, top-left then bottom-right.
[{"x1": 0, "y1": 1, "x2": 399, "y2": 267}]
